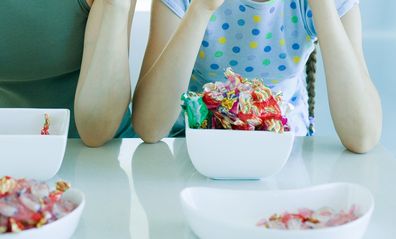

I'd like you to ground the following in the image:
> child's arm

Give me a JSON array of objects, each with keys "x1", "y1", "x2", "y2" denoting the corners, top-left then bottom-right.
[
  {"x1": 132, "y1": 0, "x2": 224, "y2": 143},
  {"x1": 74, "y1": 0, "x2": 136, "y2": 147},
  {"x1": 309, "y1": 1, "x2": 382, "y2": 153}
]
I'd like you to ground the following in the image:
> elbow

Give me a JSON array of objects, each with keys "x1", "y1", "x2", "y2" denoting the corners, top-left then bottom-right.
[
  {"x1": 342, "y1": 125, "x2": 382, "y2": 154},
  {"x1": 76, "y1": 120, "x2": 115, "y2": 148},
  {"x1": 132, "y1": 115, "x2": 164, "y2": 144},
  {"x1": 80, "y1": 135, "x2": 111, "y2": 148},
  {"x1": 340, "y1": 98, "x2": 383, "y2": 154}
]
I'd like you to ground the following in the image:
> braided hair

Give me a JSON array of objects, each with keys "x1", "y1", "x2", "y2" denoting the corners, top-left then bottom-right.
[{"x1": 305, "y1": 43, "x2": 317, "y2": 136}]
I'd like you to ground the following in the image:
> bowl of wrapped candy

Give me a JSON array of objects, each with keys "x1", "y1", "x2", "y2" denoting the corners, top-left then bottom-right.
[
  {"x1": 180, "y1": 183, "x2": 374, "y2": 239},
  {"x1": 0, "y1": 109, "x2": 69, "y2": 180},
  {"x1": 182, "y1": 68, "x2": 294, "y2": 179},
  {"x1": 0, "y1": 176, "x2": 85, "y2": 239}
]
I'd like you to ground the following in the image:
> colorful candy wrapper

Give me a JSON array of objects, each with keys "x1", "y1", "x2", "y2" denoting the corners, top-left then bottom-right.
[
  {"x1": 182, "y1": 67, "x2": 290, "y2": 132},
  {"x1": 181, "y1": 92, "x2": 209, "y2": 129},
  {"x1": 257, "y1": 206, "x2": 361, "y2": 230},
  {"x1": 40, "y1": 113, "x2": 50, "y2": 135},
  {"x1": 0, "y1": 176, "x2": 77, "y2": 234}
]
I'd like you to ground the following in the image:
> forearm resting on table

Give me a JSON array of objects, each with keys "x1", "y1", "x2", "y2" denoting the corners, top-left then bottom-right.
[
  {"x1": 309, "y1": 1, "x2": 382, "y2": 153},
  {"x1": 132, "y1": 3, "x2": 214, "y2": 143},
  {"x1": 75, "y1": 0, "x2": 135, "y2": 147}
]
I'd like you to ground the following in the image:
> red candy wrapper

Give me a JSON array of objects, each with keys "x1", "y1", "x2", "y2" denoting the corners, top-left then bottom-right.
[
  {"x1": 256, "y1": 206, "x2": 361, "y2": 230},
  {"x1": 183, "y1": 68, "x2": 290, "y2": 133},
  {"x1": 40, "y1": 113, "x2": 50, "y2": 135},
  {"x1": 0, "y1": 176, "x2": 77, "y2": 234}
]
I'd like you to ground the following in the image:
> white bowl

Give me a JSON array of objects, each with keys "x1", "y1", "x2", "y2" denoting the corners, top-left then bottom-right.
[
  {"x1": 185, "y1": 118, "x2": 295, "y2": 179},
  {"x1": 0, "y1": 108, "x2": 70, "y2": 180},
  {"x1": 0, "y1": 189, "x2": 85, "y2": 239},
  {"x1": 180, "y1": 183, "x2": 374, "y2": 239}
]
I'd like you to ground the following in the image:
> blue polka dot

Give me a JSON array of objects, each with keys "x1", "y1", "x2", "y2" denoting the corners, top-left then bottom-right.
[
  {"x1": 290, "y1": 2, "x2": 297, "y2": 9},
  {"x1": 237, "y1": 19, "x2": 245, "y2": 26},
  {"x1": 307, "y1": 10, "x2": 313, "y2": 18},
  {"x1": 235, "y1": 33, "x2": 244, "y2": 40},
  {"x1": 270, "y1": 7, "x2": 276, "y2": 13},
  {"x1": 229, "y1": 60, "x2": 238, "y2": 66},
  {"x1": 264, "y1": 46, "x2": 272, "y2": 52},
  {"x1": 202, "y1": 41, "x2": 209, "y2": 47},
  {"x1": 232, "y1": 46, "x2": 241, "y2": 53},
  {"x1": 210, "y1": 64, "x2": 220, "y2": 70},
  {"x1": 279, "y1": 53, "x2": 287, "y2": 59},
  {"x1": 252, "y1": 29, "x2": 260, "y2": 35},
  {"x1": 239, "y1": 5, "x2": 246, "y2": 12},
  {"x1": 245, "y1": 66, "x2": 254, "y2": 72},
  {"x1": 280, "y1": 25, "x2": 285, "y2": 32},
  {"x1": 278, "y1": 65, "x2": 287, "y2": 71},
  {"x1": 222, "y1": 23, "x2": 230, "y2": 30},
  {"x1": 292, "y1": 43, "x2": 300, "y2": 50},
  {"x1": 291, "y1": 96, "x2": 298, "y2": 102}
]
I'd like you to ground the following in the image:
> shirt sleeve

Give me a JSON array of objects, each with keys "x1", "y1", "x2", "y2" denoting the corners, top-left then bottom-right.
[
  {"x1": 335, "y1": 0, "x2": 360, "y2": 17},
  {"x1": 160, "y1": 0, "x2": 190, "y2": 18},
  {"x1": 299, "y1": 0, "x2": 360, "y2": 38}
]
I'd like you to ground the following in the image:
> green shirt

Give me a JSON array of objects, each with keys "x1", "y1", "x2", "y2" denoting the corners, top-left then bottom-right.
[{"x1": 0, "y1": 0, "x2": 133, "y2": 138}]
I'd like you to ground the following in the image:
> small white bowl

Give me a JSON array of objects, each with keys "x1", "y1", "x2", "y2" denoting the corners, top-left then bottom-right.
[
  {"x1": 185, "y1": 117, "x2": 295, "y2": 179},
  {"x1": 0, "y1": 108, "x2": 70, "y2": 180},
  {"x1": 180, "y1": 183, "x2": 374, "y2": 239},
  {"x1": 0, "y1": 189, "x2": 85, "y2": 239}
]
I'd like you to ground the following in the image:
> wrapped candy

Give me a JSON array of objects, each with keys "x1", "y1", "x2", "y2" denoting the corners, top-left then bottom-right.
[
  {"x1": 182, "y1": 68, "x2": 289, "y2": 132},
  {"x1": 181, "y1": 92, "x2": 210, "y2": 129},
  {"x1": 0, "y1": 176, "x2": 77, "y2": 234},
  {"x1": 40, "y1": 113, "x2": 50, "y2": 135},
  {"x1": 256, "y1": 206, "x2": 361, "y2": 230}
]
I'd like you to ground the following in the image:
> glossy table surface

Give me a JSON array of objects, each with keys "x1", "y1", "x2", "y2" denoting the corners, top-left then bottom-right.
[{"x1": 56, "y1": 137, "x2": 396, "y2": 239}]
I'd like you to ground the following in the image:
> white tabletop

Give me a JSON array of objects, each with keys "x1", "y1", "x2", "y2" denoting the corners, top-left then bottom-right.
[{"x1": 57, "y1": 137, "x2": 396, "y2": 239}]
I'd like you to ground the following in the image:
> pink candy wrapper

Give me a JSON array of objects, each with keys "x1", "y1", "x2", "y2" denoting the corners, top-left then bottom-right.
[
  {"x1": 0, "y1": 176, "x2": 76, "y2": 234},
  {"x1": 257, "y1": 206, "x2": 361, "y2": 230}
]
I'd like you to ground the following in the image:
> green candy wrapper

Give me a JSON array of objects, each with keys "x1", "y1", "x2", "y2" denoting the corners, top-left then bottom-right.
[{"x1": 181, "y1": 92, "x2": 209, "y2": 129}]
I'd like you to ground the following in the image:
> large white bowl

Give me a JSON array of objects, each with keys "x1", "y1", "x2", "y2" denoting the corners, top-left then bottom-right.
[
  {"x1": 180, "y1": 183, "x2": 374, "y2": 239},
  {"x1": 0, "y1": 108, "x2": 70, "y2": 180},
  {"x1": 0, "y1": 189, "x2": 85, "y2": 239},
  {"x1": 185, "y1": 118, "x2": 295, "y2": 179}
]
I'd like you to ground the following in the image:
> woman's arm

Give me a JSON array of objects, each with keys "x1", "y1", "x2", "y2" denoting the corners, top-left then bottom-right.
[
  {"x1": 309, "y1": 1, "x2": 382, "y2": 153},
  {"x1": 74, "y1": 0, "x2": 137, "y2": 147},
  {"x1": 132, "y1": 0, "x2": 224, "y2": 143}
]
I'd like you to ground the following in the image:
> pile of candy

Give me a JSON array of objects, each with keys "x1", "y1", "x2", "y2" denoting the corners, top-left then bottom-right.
[
  {"x1": 40, "y1": 113, "x2": 50, "y2": 135},
  {"x1": 256, "y1": 206, "x2": 361, "y2": 230},
  {"x1": 0, "y1": 176, "x2": 77, "y2": 234},
  {"x1": 182, "y1": 68, "x2": 289, "y2": 133}
]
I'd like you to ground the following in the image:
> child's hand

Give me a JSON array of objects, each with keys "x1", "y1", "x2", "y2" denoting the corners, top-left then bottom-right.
[{"x1": 191, "y1": 0, "x2": 225, "y2": 11}]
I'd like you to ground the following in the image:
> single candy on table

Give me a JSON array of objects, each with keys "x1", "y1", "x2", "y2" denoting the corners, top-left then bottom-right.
[
  {"x1": 182, "y1": 68, "x2": 290, "y2": 132},
  {"x1": 0, "y1": 176, "x2": 77, "y2": 234},
  {"x1": 256, "y1": 206, "x2": 361, "y2": 230}
]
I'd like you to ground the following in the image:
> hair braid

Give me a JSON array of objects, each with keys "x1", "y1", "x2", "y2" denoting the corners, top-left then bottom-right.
[{"x1": 305, "y1": 44, "x2": 317, "y2": 136}]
